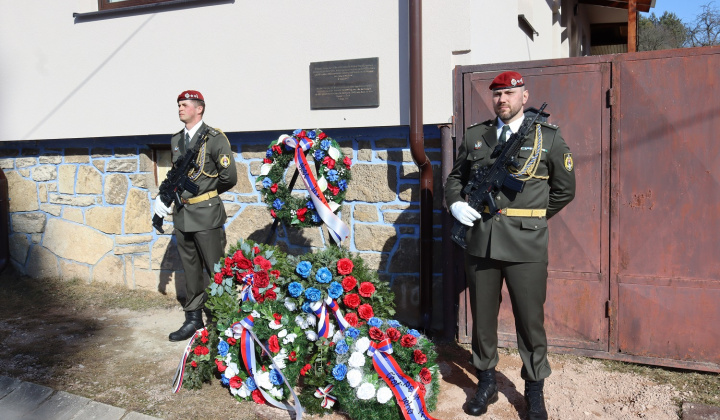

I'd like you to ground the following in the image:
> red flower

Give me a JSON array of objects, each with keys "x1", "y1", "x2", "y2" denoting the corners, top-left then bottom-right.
[
  {"x1": 268, "y1": 335, "x2": 280, "y2": 353},
  {"x1": 289, "y1": 351, "x2": 297, "y2": 362},
  {"x1": 369, "y1": 327, "x2": 386, "y2": 341},
  {"x1": 193, "y1": 346, "x2": 209, "y2": 356},
  {"x1": 341, "y1": 276, "x2": 357, "y2": 291},
  {"x1": 418, "y1": 383, "x2": 427, "y2": 397},
  {"x1": 213, "y1": 272, "x2": 224, "y2": 284},
  {"x1": 343, "y1": 293, "x2": 360, "y2": 309},
  {"x1": 270, "y1": 183, "x2": 278, "y2": 193},
  {"x1": 253, "y1": 288, "x2": 265, "y2": 303},
  {"x1": 272, "y1": 145, "x2": 282, "y2": 155},
  {"x1": 264, "y1": 289, "x2": 277, "y2": 301},
  {"x1": 235, "y1": 255, "x2": 252, "y2": 270},
  {"x1": 300, "y1": 364, "x2": 312, "y2": 376},
  {"x1": 318, "y1": 132, "x2": 327, "y2": 140},
  {"x1": 296, "y1": 207, "x2": 307, "y2": 222},
  {"x1": 191, "y1": 361, "x2": 197, "y2": 368},
  {"x1": 358, "y1": 282, "x2": 376, "y2": 298},
  {"x1": 270, "y1": 270, "x2": 281, "y2": 279},
  {"x1": 322, "y1": 156, "x2": 336, "y2": 169},
  {"x1": 343, "y1": 156, "x2": 352, "y2": 169},
  {"x1": 386, "y1": 327, "x2": 401, "y2": 342},
  {"x1": 273, "y1": 313, "x2": 282, "y2": 325},
  {"x1": 221, "y1": 266, "x2": 233, "y2": 276},
  {"x1": 215, "y1": 359, "x2": 227, "y2": 372},
  {"x1": 201, "y1": 329, "x2": 209, "y2": 338},
  {"x1": 201, "y1": 336, "x2": 208, "y2": 344},
  {"x1": 328, "y1": 185, "x2": 340, "y2": 196},
  {"x1": 229, "y1": 376, "x2": 243, "y2": 389},
  {"x1": 337, "y1": 258, "x2": 354, "y2": 275},
  {"x1": 413, "y1": 349, "x2": 427, "y2": 364},
  {"x1": 358, "y1": 303, "x2": 374, "y2": 320},
  {"x1": 271, "y1": 209, "x2": 276, "y2": 218},
  {"x1": 253, "y1": 246, "x2": 260, "y2": 254},
  {"x1": 227, "y1": 337, "x2": 237, "y2": 346},
  {"x1": 298, "y1": 130, "x2": 307, "y2": 138},
  {"x1": 263, "y1": 157, "x2": 273, "y2": 164},
  {"x1": 419, "y1": 367, "x2": 432, "y2": 384},
  {"x1": 400, "y1": 334, "x2": 417, "y2": 348},
  {"x1": 344, "y1": 312, "x2": 358, "y2": 327},
  {"x1": 254, "y1": 271, "x2": 270, "y2": 288},
  {"x1": 254, "y1": 256, "x2": 272, "y2": 270},
  {"x1": 252, "y1": 389, "x2": 266, "y2": 404},
  {"x1": 224, "y1": 256, "x2": 233, "y2": 267}
]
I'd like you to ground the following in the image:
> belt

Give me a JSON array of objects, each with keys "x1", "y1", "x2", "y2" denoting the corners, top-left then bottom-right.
[
  {"x1": 483, "y1": 207, "x2": 546, "y2": 217},
  {"x1": 182, "y1": 190, "x2": 218, "y2": 205}
]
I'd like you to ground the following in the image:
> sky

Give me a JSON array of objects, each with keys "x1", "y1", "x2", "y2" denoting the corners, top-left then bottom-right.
[{"x1": 647, "y1": 0, "x2": 715, "y2": 23}]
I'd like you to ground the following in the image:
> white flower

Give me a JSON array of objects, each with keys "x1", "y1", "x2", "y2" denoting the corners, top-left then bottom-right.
[
  {"x1": 376, "y1": 386, "x2": 393, "y2": 404},
  {"x1": 260, "y1": 163, "x2": 273, "y2": 176},
  {"x1": 278, "y1": 329, "x2": 288, "y2": 338},
  {"x1": 328, "y1": 146, "x2": 341, "y2": 160},
  {"x1": 269, "y1": 320, "x2": 283, "y2": 330},
  {"x1": 234, "y1": 383, "x2": 251, "y2": 398},
  {"x1": 317, "y1": 176, "x2": 328, "y2": 191},
  {"x1": 306, "y1": 314, "x2": 317, "y2": 327},
  {"x1": 254, "y1": 371, "x2": 273, "y2": 390},
  {"x1": 328, "y1": 201, "x2": 340, "y2": 212},
  {"x1": 327, "y1": 323, "x2": 335, "y2": 338},
  {"x1": 332, "y1": 330, "x2": 344, "y2": 343},
  {"x1": 295, "y1": 315, "x2": 309, "y2": 329},
  {"x1": 251, "y1": 310, "x2": 261, "y2": 318},
  {"x1": 284, "y1": 298, "x2": 297, "y2": 311},
  {"x1": 269, "y1": 387, "x2": 284, "y2": 399},
  {"x1": 354, "y1": 337, "x2": 371, "y2": 353},
  {"x1": 346, "y1": 368, "x2": 363, "y2": 388},
  {"x1": 348, "y1": 351, "x2": 366, "y2": 368},
  {"x1": 224, "y1": 362, "x2": 239, "y2": 379},
  {"x1": 357, "y1": 382, "x2": 376, "y2": 400},
  {"x1": 283, "y1": 333, "x2": 297, "y2": 345},
  {"x1": 273, "y1": 348, "x2": 288, "y2": 369},
  {"x1": 305, "y1": 330, "x2": 319, "y2": 341}
]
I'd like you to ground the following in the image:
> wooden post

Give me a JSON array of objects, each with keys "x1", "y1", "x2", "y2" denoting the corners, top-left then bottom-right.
[{"x1": 628, "y1": 0, "x2": 637, "y2": 52}]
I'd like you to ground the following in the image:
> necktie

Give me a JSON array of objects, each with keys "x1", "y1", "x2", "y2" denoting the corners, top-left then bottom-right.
[
  {"x1": 185, "y1": 132, "x2": 191, "y2": 148},
  {"x1": 499, "y1": 125, "x2": 510, "y2": 146}
]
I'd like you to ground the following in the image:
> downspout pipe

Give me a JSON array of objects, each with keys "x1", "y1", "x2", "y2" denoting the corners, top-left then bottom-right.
[{"x1": 409, "y1": 0, "x2": 434, "y2": 333}]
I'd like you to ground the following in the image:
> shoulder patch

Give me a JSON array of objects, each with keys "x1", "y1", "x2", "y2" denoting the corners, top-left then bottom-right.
[
  {"x1": 563, "y1": 153, "x2": 574, "y2": 172},
  {"x1": 219, "y1": 154, "x2": 231, "y2": 168}
]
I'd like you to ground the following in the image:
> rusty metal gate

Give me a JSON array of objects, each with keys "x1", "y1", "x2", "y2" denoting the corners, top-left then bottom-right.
[{"x1": 448, "y1": 46, "x2": 720, "y2": 372}]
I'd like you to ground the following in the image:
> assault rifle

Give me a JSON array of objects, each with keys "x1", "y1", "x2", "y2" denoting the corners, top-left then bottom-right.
[
  {"x1": 450, "y1": 103, "x2": 548, "y2": 249},
  {"x1": 152, "y1": 127, "x2": 209, "y2": 233}
]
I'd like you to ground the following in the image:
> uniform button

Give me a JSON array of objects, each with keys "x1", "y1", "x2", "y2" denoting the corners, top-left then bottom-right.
[
  {"x1": 497, "y1": 196, "x2": 501, "y2": 200},
  {"x1": 495, "y1": 217, "x2": 500, "y2": 221}
]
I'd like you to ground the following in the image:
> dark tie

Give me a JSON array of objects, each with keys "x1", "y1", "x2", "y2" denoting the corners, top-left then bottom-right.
[
  {"x1": 499, "y1": 125, "x2": 510, "y2": 146},
  {"x1": 185, "y1": 132, "x2": 191, "y2": 148}
]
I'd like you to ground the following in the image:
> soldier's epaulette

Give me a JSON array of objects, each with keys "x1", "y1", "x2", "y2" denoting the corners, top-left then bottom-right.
[
  {"x1": 207, "y1": 126, "x2": 221, "y2": 136},
  {"x1": 537, "y1": 121, "x2": 559, "y2": 130},
  {"x1": 468, "y1": 119, "x2": 493, "y2": 129}
]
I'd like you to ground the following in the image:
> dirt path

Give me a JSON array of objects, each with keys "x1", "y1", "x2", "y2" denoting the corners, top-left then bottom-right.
[{"x1": 0, "y1": 301, "x2": 686, "y2": 420}]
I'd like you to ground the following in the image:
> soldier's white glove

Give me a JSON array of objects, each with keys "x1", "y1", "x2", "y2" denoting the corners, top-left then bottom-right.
[
  {"x1": 153, "y1": 196, "x2": 172, "y2": 218},
  {"x1": 450, "y1": 202, "x2": 481, "y2": 227}
]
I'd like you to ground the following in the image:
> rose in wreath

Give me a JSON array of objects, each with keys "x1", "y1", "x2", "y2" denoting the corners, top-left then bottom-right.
[{"x1": 258, "y1": 129, "x2": 352, "y2": 233}]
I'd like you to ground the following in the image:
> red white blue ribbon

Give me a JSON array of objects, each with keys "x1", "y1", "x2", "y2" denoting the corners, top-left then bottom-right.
[
  {"x1": 367, "y1": 339, "x2": 437, "y2": 420},
  {"x1": 282, "y1": 134, "x2": 349, "y2": 243},
  {"x1": 314, "y1": 384, "x2": 337, "y2": 409},
  {"x1": 310, "y1": 297, "x2": 350, "y2": 338},
  {"x1": 171, "y1": 327, "x2": 207, "y2": 393},
  {"x1": 236, "y1": 315, "x2": 304, "y2": 419},
  {"x1": 238, "y1": 273, "x2": 256, "y2": 302}
]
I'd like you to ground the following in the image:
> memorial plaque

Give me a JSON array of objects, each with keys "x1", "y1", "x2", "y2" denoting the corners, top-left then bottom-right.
[{"x1": 310, "y1": 58, "x2": 379, "y2": 109}]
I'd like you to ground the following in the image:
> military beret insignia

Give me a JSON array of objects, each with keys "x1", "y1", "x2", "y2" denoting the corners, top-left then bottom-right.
[
  {"x1": 563, "y1": 153, "x2": 574, "y2": 172},
  {"x1": 219, "y1": 154, "x2": 231, "y2": 168}
]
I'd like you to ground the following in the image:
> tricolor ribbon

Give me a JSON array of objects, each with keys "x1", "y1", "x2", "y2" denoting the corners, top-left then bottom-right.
[
  {"x1": 171, "y1": 327, "x2": 207, "y2": 393},
  {"x1": 238, "y1": 272, "x2": 256, "y2": 302},
  {"x1": 314, "y1": 384, "x2": 337, "y2": 409},
  {"x1": 310, "y1": 297, "x2": 350, "y2": 338},
  {"x1": 282, "y1": 134, "x2": 350, "y2": 243},
  {"x1": 367, "y1": 340, "x2": 438, "y2": 420},
  {"x1": 235, "y1": 315, "x2": 304, "y2": 419}
]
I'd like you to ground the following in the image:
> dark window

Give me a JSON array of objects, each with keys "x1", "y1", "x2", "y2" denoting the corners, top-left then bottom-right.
[{"x1": 98, "y1": 0, "x2": 176, "y2": 11}]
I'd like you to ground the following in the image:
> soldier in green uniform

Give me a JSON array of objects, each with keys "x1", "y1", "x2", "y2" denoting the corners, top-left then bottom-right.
[
  {"x1": 445, "y1": 72, "x2": 575, "y2": 419},
  {"x1": 153, "y1": 90, "x2": 237, "y2": 342}
]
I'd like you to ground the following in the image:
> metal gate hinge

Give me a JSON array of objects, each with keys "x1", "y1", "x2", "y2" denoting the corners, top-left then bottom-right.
[
  {"x1": 605, "y1": 300, "x2": 612, "y2": 318},
  {"x1": 606, "y1": 88, "x2": 615, "y2": 108}
]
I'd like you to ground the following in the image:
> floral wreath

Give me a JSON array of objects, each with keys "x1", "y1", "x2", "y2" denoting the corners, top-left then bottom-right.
[{"x1": 259, "y1": 129, "x2": 352, "y2": 230}]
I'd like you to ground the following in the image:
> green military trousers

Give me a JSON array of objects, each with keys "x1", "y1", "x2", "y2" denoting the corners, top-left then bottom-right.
[
  {"x1": 175, "y1": 226, "x2": 227, "y2": 312},
  {"x1": 464, "y1": 254, "x2": 552, "y2": 382}
]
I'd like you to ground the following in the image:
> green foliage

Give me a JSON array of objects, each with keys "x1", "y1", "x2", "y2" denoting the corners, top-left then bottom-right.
[{"x1": 638, "y1": 11, "x2": 688, "y2": 51}]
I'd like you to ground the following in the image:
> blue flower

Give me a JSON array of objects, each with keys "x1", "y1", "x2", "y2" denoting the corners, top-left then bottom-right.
[
  {"x1": 296, "y1": 261, "x2": 312, "y2": 278},
  {"x1": 293, "y1": 129, "x2": 302, "y2": 136},
  {"x1": 335, "y1": 339, "x2": 349, "y2": 355},
  {"x1": 321, "y1": 139, "x2": 332, "y2": 150},
  {"x1": 332, "y1": 364, "x2": 348, "y2": 381},
  {"x1": 288, "y1": 282, "x2": 304, "y2": 298},
  {"x1": 328, "y1": 281, "x2": 343, "y2": 299},
  {"x1": 273, "y1": 198, "x2": 285, "y2": 210},
  {"x1": 408, "y1": 329, "x2": 421, "y2": 337},
  {"x1": 301, "y1": 302, "x2": 313, "y2": 313},
  {"x1": 310, "y1": 212, "x2": 320, "y2": 223},
  {"x1": 221, "y1": 375, "x2": 230, "y2": 386},
  {"x1": 338, "y1": 179, "x2": 348, "y2": 191},
  {"x1": 327, "y1": 169, "x2": 339, "y2": 182},
  {"x1": 367, "y1": 317, "x2": 382, "y2": 328},
  {"x1": 265, "y1": 149, "x2": 273, "y2": 158},
  {"x1": 246, "y1": 377, "x2": 257, "y2": 391},
  {"x1": 307, "y1": 130, "x2": 316, "y2": 139},
  {"x1": 269, "y1": 369, "x2": 283, "y2": 386},
  {"x1": 305, "y1": 287, "x2": 322, "y2": 302},
  {"x1": 306, "y1": 201, "x2": 315, "y2": 210},
  {"x1": 345, "y1": 327, "x2": 360, "y2": 339},
  {"x1": 315, "y1": 267, "x2": 333, "y2": 283},
  {"x1": 314, "y1": 149, "x2": 325, "y2": 161},
  {"x1": 262, "y1": 177, "x2": 273, "y2": 188},
  {"x1": 387, "y1": 320, "x2": 401, "y2": 328},
  {"x1": 217, "y1": 341, "x2": 229, "y2": 357}
]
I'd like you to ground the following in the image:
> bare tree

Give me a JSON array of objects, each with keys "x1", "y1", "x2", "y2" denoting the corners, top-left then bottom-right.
[
  {"x1": 638, "y1": 12, "x2": 688, "y2": 51},
  {"x1": 687, "y1": 2, "x2": 720, "y2": 46}
]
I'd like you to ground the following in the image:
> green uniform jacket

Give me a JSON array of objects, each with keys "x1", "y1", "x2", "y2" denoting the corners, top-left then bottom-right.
[
  {"x1": 445, "y1": 118, "x2": 576, "y2": 262},
  {"x1": 170, "y1": 122, "x2": 237, "y2": 233}
]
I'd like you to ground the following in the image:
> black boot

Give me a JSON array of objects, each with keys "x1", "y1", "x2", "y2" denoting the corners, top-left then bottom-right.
[
  {"x1": 524, "y1": 379, "x2": 548, "y2": 420},
  {"x1": 466, "y1": 368, "x2": 499, "y2": 416},
  {"x1": 168, "y1": 310, "x2": 205, "y2": 342}
]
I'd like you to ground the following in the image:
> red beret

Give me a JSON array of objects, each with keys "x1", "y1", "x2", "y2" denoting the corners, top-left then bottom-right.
[
  {"x1": 177, "y1": 90, "x2": 204, "y2": 102},
  {"x1": 489, "y1": 71, "x2": 525, "y2": 90}
]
